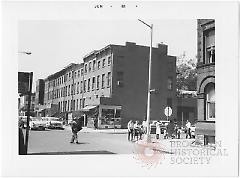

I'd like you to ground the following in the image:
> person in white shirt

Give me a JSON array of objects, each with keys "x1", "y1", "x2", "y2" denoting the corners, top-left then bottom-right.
[
  {"x1": 156, "y1": 121, "x2": 161, "y2": 139},
  {"x1": 127, "y1": 120, "x2": 134, "y2": 141},
  {"x1": 185, "y1": 120, "x2": 192, "y2": 139}
]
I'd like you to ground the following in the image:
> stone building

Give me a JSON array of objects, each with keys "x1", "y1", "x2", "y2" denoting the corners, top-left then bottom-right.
[{"x1": 195, "y1": 19, "x2": 215, "y2": 145}]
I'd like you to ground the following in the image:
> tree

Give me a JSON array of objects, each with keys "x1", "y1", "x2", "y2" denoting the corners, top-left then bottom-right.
[{"x1": 176, "y1": 52, "x2": 197, "y2": 92}]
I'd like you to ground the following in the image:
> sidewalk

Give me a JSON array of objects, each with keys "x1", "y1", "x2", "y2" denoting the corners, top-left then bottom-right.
[{"x1": 64, "y1": 125, "x2": 128, "y2": 134}]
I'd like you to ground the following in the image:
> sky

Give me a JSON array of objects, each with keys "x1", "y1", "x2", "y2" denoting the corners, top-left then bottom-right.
[{"x1": 18, "y1": 20, "x2": 197, "y2": 91}]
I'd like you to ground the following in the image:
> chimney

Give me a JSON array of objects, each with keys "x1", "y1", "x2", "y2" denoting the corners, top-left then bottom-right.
[{"x1": 157, "y1": 43, "x2": 168, "y2": 55}]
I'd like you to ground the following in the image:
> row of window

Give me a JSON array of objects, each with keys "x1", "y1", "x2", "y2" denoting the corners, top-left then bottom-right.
[
  {"x1": 58, "y1": 98, "x2": 86, "y2": 112},
  {"x1": 47, "y1": 72, "x2": 111, "y2": 100},
  {"x1": 47, "y1": 56, "x2": 112, "y2": 88}
]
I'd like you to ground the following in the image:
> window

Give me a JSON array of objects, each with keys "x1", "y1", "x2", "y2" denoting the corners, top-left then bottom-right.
[
  {"x1": 76, "y1": 99, "x2": 78, "y2": 110},
  {"x1": 205, "y1": 83, "x2": 215, "y2": 120},
  {"x1": 84, "y1": 64, "x2": 88, "y2": 73},
  {"x1": 102, "y1": 58, "x2": 106, "y2": 68},
  {"x1": 69, "y1": 72, "x2": 71, "y2": 80},
  {"x1": 84, "y1": 80, "x2": 86, "y2": 92},
  {"x1": 88, "y1": 78, "x2": 90, "y2": 91},
  {"x1": 97, "y1": 61, "x2": 101, "y2": 69},
  {"x1": 204, "y1": 29, "x2": 215, "y2": 64},
  {"x1": 81, "y1": 69, "x2": 84, "y2": 76},
  {"x1": 82, "y1": 98, "x2": 85, "y2": 108},
  {"x1": 92, "y1": 77, "x2": 95, "y2": 90},
  {"x1": 74, "y1": 71, "x2": 77, "y2": 79},
  {"x1": 107, "y1": 72, "x2": 111, "y2": 87},
  {"x1": 167, "y1": 98, "x2": 172, "y2": 107},
  {"x1": 71, "y1": 84, "x2": 74, "y2": 95},
  {"x1": 108, "y1": 56, "x2": 111, "y2": 65},
  {"x1": 68, "y1": 85, "x2": 70, "y2": 96},
  {"x1": 117, "y1": 71, "x2": 124, "y2": 87},
  {"x1": 93, "y1": 60, "x2": 96, "y2": 71},
  {"x1": 97, "y1": 75, "x2": 100, "y2": 89},
  {"x1": 89, "y1": 62, "x2": 92, "y2": 72},
  {"x1": 102, "y1": 74, "x2": 105, "y2": 88},
  {"x1": 80, "y1": 81, "x2": 83, "y2": 93},
  {"x1": 79, "y1": 99, "x2": 82, "y2": 109},
  {"x1": 167, "y1": 77, "x2": 173, "y2": 90},
  {"x1": 77, "y1": 82, "x2": 79, "y2": 94}
]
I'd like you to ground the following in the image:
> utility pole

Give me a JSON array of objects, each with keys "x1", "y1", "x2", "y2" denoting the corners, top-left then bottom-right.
[{"x1": 138, "y1": 19, "x2": 153, "y2": 143}]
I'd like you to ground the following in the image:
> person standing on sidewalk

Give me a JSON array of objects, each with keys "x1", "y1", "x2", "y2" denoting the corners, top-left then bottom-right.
[
  {"x1": 185, "y1": 120, "x2": 191, "y2": 139},
  {"x1": 127, "y1": 120, "x2": 134, "y2": 141},
  {"x1": 156, "y1": 121, "x2": 161, "y2": 139}
]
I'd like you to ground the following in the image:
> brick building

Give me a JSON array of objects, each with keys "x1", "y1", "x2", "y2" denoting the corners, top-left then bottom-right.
[
  {"x1": 195, "y1": 19, "x2": 215, "y2": 145},
  {"x1": 41, "y1": 42, "x2": 177, "y2": 128}
]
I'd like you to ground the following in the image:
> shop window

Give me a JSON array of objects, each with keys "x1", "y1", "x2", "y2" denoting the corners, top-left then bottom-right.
[{"x1": 205, "y1": 83, "x2": 215, "y2": 120}]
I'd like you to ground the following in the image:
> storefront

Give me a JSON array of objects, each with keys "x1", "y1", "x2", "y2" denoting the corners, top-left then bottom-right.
[{"x1": 82, "y1": 105, "x2": 122, "y2": 129}]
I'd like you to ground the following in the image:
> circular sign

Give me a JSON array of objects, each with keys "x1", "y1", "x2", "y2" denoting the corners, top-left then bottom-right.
[{"x1": 164, "y1": 107, "x2": 172, "y2": 117}]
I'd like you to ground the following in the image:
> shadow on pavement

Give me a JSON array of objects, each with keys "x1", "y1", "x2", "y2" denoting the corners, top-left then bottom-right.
[{"x1": 28, "y1": 150, "x2": 116, "y2": 155}]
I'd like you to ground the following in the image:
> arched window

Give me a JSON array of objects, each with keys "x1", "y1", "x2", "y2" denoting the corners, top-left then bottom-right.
[{"x1": 205, "y1": 83, "x2": 215, "y2": 120}]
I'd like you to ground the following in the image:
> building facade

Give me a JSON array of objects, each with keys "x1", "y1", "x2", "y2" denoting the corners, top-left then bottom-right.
[
  {"x1": 195, "y1": 19, "x2": 215, "y2": 145},
  {"x1": 35, "y1": 79, "x2": 45, "y2": 105},
  {"x1": 41, "y1": 42, "x2": 177, "y2": 128}
]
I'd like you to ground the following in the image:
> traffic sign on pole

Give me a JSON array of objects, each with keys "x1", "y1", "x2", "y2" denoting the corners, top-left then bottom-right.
[{"x1": 164, "y1": 106, "x2": 172, "y2": 117}]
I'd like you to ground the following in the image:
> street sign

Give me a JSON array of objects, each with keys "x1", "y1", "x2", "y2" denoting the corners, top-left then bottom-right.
[{"x1": 164, "y1": 106, "x2": 172, "y2": 117}]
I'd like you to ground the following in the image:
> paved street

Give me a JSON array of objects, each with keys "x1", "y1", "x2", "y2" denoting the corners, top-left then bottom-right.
[{"x1": 27, "y1": 127, "x2": 137, "y2": 154}]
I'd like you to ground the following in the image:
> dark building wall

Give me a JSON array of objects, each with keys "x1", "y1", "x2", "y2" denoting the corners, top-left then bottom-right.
[
  {"x1": 111, "y1": 42, "x2": 176, "y2": 127},
  {"x1": 177, "y1": 97, "x2": 197, "y2": 126},
  {"x1": 35, "y1": 79, "x2": 45, "y2": 105}
]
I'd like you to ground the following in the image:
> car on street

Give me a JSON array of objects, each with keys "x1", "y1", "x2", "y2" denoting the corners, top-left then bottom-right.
[
  {"x1": 45, "y1": 117, "x2": 64, "y2": 129},
  {"x1": 29, "y1": 117, "x2": 46, "y2": 130}
]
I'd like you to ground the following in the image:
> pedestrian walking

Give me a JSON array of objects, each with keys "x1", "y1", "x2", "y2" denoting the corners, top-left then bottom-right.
[
  {"x1": 127, "y1": 120, "x2": 134, "y2": 141},
  {"x1": 156, "y1": 121, "x2": 161, "y2": 139},
  {"x1": 185, "y1": 120, "x2": 192, "y2": 139},
  {"x1": 70, "y1": 118, "x2": 82, "y2": 144}
]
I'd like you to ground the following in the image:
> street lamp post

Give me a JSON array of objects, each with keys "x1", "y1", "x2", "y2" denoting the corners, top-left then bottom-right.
[{"x1": 138, "y1": 19, "x2": 153, "y2": 143}]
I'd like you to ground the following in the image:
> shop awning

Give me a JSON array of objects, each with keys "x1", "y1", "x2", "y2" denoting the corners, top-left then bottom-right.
[{"x1": 80, "y1": 105, "x2": 97, "y2": 112}]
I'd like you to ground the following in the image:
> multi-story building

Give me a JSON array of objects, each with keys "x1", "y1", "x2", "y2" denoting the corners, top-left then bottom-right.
[
  {"x1": 42, "y1": 42, "x2": 177, "y2": 128},
  {"x1": 195, "y1": 19, "x2": 215, "y2": 145},
  {"x1": 35, "y1": 79, "x2": 45, "y2": 105}
]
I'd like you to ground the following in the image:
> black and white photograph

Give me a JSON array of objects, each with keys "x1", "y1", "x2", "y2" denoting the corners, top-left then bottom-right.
[{"x1": 1, "y1": 1, "x2": 239, "y2": 177}]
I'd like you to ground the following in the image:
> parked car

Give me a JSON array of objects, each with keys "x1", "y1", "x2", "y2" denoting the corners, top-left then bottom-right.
[
  {"x1": 45, "y1": 117, "x2": 64, "y2": 129},
  {"x1": 29, "y1": 117, "x2": 46, "y2": 130},
  {"x1": 18, "y1": 116, "x2": 33, "y2": 128}
]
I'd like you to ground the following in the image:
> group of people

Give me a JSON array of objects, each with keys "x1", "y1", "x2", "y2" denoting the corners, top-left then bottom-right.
[
  {"x1": 127, "y1": 119, "x2": 193, "y2": 141},
  {"x1": 127, "y1": 120, "x2": 146, "y2": 141}
]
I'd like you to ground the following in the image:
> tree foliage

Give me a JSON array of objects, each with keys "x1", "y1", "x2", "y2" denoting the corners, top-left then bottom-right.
[{"x1": 176, "y1": 52, "x2": 197, "y2": 92}]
